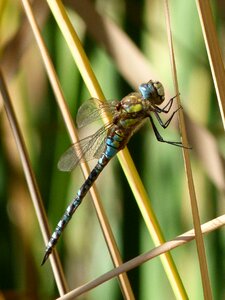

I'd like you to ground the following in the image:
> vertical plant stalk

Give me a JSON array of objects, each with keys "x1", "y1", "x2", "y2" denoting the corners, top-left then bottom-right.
[
  {"x1": 45, "y1": 0, "x2": 188, "y2": 299},
  {"x1": 0, "y1": 70, "x2": 69, "y2": 296},
  {"x1": 164, "y1": 1, "x2": 213, "y2": 299},
  {"x1": 20, "y1": 0, "x2": 134, "y2": 298},
  {"x1": 118, "y1": 149, "x2": 188, "y2": 300},
  {"x1": 196, "y1": 0, "x2": 225, "y2": 130}
]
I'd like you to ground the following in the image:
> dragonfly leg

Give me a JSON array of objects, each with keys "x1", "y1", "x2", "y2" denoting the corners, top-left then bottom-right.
[
  {"x1": 154, "y1": 106, "x2": 181, "y2": 129},
  {"x1": 149, "y1": 115, "x2": 189, "y2": 148},
  {"x1": 155, "y1": 94, "x2": 180, "y2": 113}
]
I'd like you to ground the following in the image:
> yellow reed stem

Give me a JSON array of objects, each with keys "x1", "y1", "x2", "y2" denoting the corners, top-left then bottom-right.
[
  {"x1": 20, "y1": 0, "x2": 134, "y2": 298},
  {"x1": 45, "y1": 0, "x2": 188, "y2": 298}
]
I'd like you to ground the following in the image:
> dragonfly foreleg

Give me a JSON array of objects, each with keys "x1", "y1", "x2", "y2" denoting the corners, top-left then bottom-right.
[
  {"x1": 149, "y1": 115, "x2": 185, "y2": 148},
  {"x1": 155, "y1": 94, "x2": 179, "y2": 113}
]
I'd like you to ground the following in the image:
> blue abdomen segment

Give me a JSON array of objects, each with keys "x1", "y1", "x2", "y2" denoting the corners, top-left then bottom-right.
[
  {"x1": 105, "y1": 133, "x2": 123, "y2": 158},
  {"x1": 105, "y1": 139, "x2": 118, "y2": 158}
]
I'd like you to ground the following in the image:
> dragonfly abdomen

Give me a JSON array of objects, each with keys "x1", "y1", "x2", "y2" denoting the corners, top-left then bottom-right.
[
  {"x1": 104, "y1": 129, "x2": 126, "y2": 158},
  {"x1": 42, "y1": 151, "x2": 113, "y2": 265}
]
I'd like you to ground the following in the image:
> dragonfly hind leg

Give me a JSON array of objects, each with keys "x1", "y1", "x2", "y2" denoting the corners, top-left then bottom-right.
[{"x1": 149, "y1": 115, "x2": 189, "y2": 148}]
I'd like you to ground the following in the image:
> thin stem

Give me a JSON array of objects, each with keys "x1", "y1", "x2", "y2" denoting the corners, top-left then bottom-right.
[
  {"x1": 164, "y1": 1, "x2": 213, "y2": 299},
  {"x1": 196, "y1": 0, "x2": 225, "y2": 130},
  {"x1": 56, "y1": 214, "x2": 225, "y2": 300},
  {"x1": 0, "y1": 70, "x2": 69, "y2": 296}
]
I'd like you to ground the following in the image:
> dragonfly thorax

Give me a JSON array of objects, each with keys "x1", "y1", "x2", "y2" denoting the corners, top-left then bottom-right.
[
  {"x1": 119, "y1": 92, "x2": 144, "y2": 114},
  {"x1": 139, "y1": 80, "x2": 165, "y2": 106}
]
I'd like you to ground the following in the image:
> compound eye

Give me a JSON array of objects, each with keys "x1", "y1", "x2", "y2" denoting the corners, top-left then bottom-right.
[
  {"x1": 139, "y1": 82, "x2": 155, "y2": 99},
  {"x1": 153, "y1": 81, "x2": 165, "y2": 100},
  {"x1": 139, "y1": 80, "x2": 165, "y2": 105}
]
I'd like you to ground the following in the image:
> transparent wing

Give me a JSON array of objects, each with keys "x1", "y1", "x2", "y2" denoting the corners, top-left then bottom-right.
[
  {"x1": 76, "y1": 98, "x2": 119, "y2": 128},
  {"x1": 57, "y1": 124, "x2": 112, "y2": 172},
  {"x1": 93, "y1": 137, "x2": 107, "y2": 159}
]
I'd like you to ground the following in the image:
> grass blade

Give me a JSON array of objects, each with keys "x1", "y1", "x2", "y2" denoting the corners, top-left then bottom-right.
[
  {"x1": 56, "y1": 214, "x2": 225, "y2": 300},
  {"x1": 196, "y1": 0, "x2": 225, "y2": 130},
  {"x1": 164, "y1": 1, "x2": 212, "y2": 299}
]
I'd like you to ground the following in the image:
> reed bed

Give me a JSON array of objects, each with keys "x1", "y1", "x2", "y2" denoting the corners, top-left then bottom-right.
[{"x1": 0, "y1": 0, "x2": 225, "y2": 299}]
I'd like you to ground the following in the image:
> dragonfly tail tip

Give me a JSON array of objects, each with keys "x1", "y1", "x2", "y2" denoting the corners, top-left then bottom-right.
[{"x1": 41, "y1": 251, "x2": 50, "y2": 266}]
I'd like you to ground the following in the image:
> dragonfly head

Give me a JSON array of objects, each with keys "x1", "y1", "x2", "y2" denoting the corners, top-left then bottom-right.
[{"x1": 139, "y1": 80, "x2": 165, "y2": 105}]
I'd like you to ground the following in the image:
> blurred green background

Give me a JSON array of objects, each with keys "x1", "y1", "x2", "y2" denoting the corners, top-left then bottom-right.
[{"x1": 0, "y1": 0, "x2": 225, "y2": 299}]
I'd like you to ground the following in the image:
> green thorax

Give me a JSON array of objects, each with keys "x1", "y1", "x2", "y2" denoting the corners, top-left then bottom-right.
[{"x1": 114, "y1": 92, "x2": 150, "y2": 129}]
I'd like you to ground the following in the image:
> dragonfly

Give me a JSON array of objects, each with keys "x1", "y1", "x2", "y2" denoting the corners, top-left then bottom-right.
[{"x1": 42, "y1": 80, "x2": 187, "y2": 265}]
